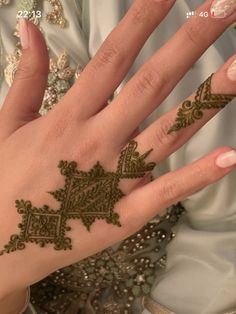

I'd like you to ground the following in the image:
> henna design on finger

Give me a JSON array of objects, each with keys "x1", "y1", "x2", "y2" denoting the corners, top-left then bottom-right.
[
  {"x1": 168, "y1": 74, "x2": 236, "y2": 134},
  {"x1": 0, "y1": 141, "x2": 156, "y2": 255}
]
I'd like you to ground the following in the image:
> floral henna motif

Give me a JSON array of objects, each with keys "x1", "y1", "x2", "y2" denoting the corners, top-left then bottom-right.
[
  {"x1": 168, "y1": 74, "x2": 236, "y2": 134},
  {"x1": 0, "y1": 141, "x2": 156, "y2": 255}
]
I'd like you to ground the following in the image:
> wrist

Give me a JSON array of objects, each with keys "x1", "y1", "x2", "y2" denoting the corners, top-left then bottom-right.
[{"x1": 0, "y1": 287, "x2": 30, "y2": 314}]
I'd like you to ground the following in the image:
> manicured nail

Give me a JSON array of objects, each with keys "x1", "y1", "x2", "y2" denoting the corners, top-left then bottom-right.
[
  {"x1": 227, "y1": 59, "x2": 236, "y2": 81},
  {"x1": 216, "y1": 150, "x2": 236, "y2": 168},
  {"x1": 19, "y1": 18, "x2": 29, "y2": 49},
  {"x1": 211, "y1": 0, "x2": 236, "y2": 18}
]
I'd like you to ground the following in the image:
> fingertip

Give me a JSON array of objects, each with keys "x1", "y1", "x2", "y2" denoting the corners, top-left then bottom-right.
[
  {"x1": 25, "y1": 19, "x2": 49, "y2": 72},
  {"x1": 216, "y1": 150, "x2": 236, "y2": 169},
  {"x1": 227, "y1": 57, "x2": 236, "y2": 82},
  {"x1": 200, "y1": 146, "x2": 236, "y2": 183},
  {"x1": 1, "y1": 18, "x2": 50, "y2": 133},
  {"x1": 214, "y1": 147, "x2": 236, "y2": 169},
  {"x1": 15, "y1": 18, "x2": 49, "y2": 83},
  {"x1": 18, "y1": 18, "x2": 29, "y2": 50},
  {"x1": 212, "y1": 54, "x2": 236, "y2": 94},
  {"x1": 210, "y1": 146, "x2": 235, "y2": 157}
]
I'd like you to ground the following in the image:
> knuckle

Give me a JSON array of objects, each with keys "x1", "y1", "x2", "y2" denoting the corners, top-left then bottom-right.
[
  {"x1": 43, "y1": 109, "x2": 73, "y2": 141},
  {"x1": 93, "y1": 38, "x2": 121, "y2": 69},
  {"x1": 15, "y1": 56, "x2": 48, "y2": 81},
  {"x1": 182, "y1": 21, "x2": 204, "y2": 48},
  {"x1": 42, "y1": 113, "x2": 99, "y2": 163},
  {"x1": 71, "y1": 137, "x2": 99, "y2": 162},
  {"x1": 160, "y1": 179, "x2": 180, "y2": 204},
  {"x1": 133, "y1": 66, "x2": 165, "y2": 97},
  {"x1": 192, "y1": 162, "x2": 211, "y2": 185},
  {"x1": 154, "y1": 117, "x2": 178, "y2": 147},
  {"x1": 15, "y1": 64, "x2": 34, "y2": 81},
  {"x1": 129, "y1": 3, "x2": 149, "y2": 24},
  {"x1": 129, "y1": 0, "x2": 174, "y2": 25}
]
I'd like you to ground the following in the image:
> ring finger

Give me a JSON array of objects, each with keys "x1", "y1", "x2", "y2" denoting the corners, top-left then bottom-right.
[
  {"x1": 99, "y1": 0, "x2": 236, "y2": 145},
  {"x1": 135, "y1": 55, "x2": 236, "y2": 164}
]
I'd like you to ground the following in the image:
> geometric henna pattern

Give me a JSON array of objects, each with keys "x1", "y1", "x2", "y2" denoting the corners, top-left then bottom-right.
[
  {"x1": 168, "y1": 74, "x2": 236, "y2": 134},
  {"x1": 117, "y1": 140, "x2": 155, "y2": 178},
  {"x1": 0, "y1": 140, "x2": 156, "y2": 255}
]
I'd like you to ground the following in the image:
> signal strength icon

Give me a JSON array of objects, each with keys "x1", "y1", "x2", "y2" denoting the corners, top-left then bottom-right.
[{"x1": 186, "y1": 11, "x2": 195, "y2": 19}]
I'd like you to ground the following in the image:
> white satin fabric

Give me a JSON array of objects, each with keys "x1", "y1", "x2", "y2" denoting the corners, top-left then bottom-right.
[{"x1": 0, "y1": 1, "x2": 236, "y2": 314}]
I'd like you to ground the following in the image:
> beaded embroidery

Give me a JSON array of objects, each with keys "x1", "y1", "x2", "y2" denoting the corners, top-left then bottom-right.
[
  {"x1": 4, "y1": 49, "x2": 21, "y2": 86},
  {"x1": 40, "y1": 51, "x2": 76, "y2": 114},
  {"x1": 0, "y1": 0, "x2": 10, "y2": 7},
  {"x1": 30, "y1": 204, "x2": 185, "y2": 314},
  {"x1": 46, "y1": 0, "x2": 67, "y2": 28},
  {"x1": 17, "y1": 0, "x2": 38, "y2": 13},
  {"x1": 16, "y1": 0, "x2": 67, "y2": 27}
]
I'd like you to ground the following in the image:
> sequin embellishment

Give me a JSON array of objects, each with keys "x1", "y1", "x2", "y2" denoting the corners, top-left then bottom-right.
[
  {"x1": 40, "y1": 51, "x2": 75, "y2": 115},
  {"x1": 30, "y1": 204, "x2": 185, "y2": 314}
]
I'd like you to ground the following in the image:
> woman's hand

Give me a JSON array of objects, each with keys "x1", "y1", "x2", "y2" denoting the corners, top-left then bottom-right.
[{"x1": 0, "y1": 0, "x2": 236, "y2": 300}]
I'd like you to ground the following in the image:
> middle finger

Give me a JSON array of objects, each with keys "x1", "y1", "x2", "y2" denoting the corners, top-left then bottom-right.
[{"x1": 59, "y1": 0, "x2": 176, "y2": 118}]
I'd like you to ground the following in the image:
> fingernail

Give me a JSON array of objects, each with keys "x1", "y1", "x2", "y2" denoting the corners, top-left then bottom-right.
[
  {"x1": 216, "y1": 150, "x2": 236, "y2": 168},
  {"x1": 211, "y1": 0, "x2": 236, "y2": 18},
  {"x1": 227, "y1": 59, "x2": 236, "y2": 81},
  {"x1": 19, "y1": 18, "x2": 29, "y2": 49}
]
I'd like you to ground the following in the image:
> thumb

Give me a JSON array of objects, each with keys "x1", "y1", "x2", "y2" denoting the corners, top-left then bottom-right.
[{"x1": 0, "y1": 18, "x2": 49, "y2": 138}]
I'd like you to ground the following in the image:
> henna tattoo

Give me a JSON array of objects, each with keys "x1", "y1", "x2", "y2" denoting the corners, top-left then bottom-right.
[
  {"x1": 0, "y1": 141, "x2": 156, "y2": 255},
  {"x1": 168, "y1": 74, "x2": 236, "y2": 134}
]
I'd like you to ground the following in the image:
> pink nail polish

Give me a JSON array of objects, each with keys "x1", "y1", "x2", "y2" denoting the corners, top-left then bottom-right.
[
  {"x1": 19, "y1": 18, "x2": 29, "y2": 49},
  {"x1": 227, "y1": 59, "x2": 236, "y2": 81},
  {"x1": 216, "y1": 150, "x2": 236, "y2": 168},
  {"x1": 211, "y1": 0, "x2": 236, "y2": 18}
]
